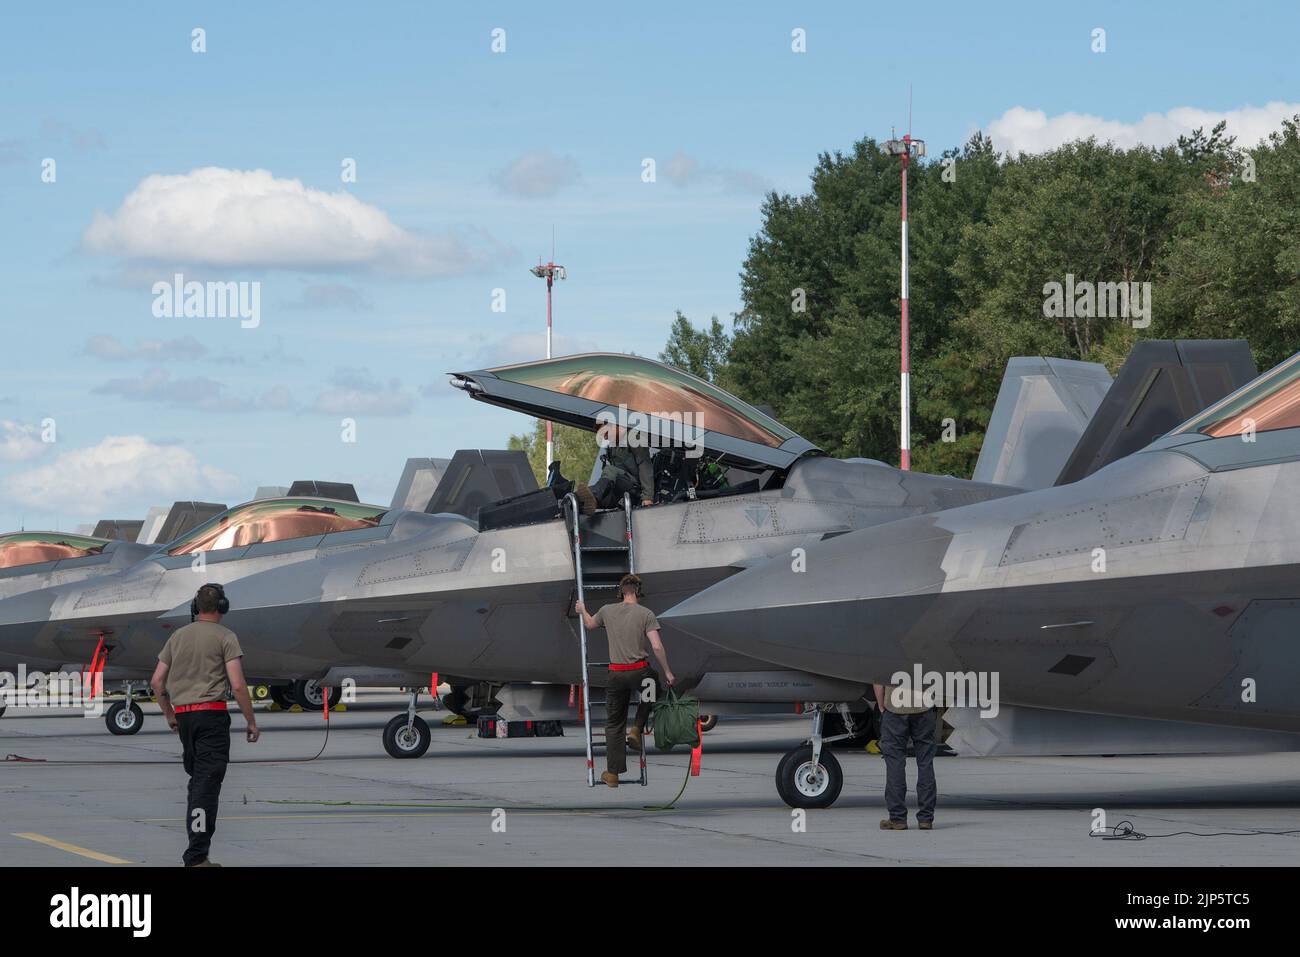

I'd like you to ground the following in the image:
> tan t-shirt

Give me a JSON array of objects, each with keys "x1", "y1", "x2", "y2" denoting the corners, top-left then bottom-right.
[
  {"x1": 592, "y1": 602, "x2": 659, "y2": 665},
  {"x1": 158, "y1": 621, "x2": 244, "y2": 707}
]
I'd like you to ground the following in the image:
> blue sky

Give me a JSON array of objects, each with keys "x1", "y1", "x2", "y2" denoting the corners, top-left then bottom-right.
[{"x1": 1, "y1": 0, "x2": 1296, "y2": 531}]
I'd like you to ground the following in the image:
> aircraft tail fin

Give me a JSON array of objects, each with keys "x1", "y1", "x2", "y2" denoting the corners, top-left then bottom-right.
[
  {"x1": 154, "y1": 501, "x2": 227, "y2": 546},
  {"x1": 972, "y1": 357, "x2": 1112, "y2": 490},
  {"x1": 287, "y1": 480, "x2": 359, "y2": 501},
  {"x1": 390, "y1": 457, "x2": 451, "y2": 511},
  {"x1": 1054, "y1": 339, "x2": 1257, "y2": 485},
  {"x1": 91, "y1": 518, "x2": 144, "y2": 541},
  {"x1": 424, "y1": 450, "x2": 537, "y2": 518}
]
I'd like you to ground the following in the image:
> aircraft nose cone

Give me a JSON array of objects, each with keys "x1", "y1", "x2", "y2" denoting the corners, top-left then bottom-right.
[{"x1": 660, "y1": 515, "x2": 955, "y2": 682}]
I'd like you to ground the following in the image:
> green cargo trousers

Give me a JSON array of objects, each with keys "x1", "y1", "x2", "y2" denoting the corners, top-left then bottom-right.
[{"x1": 604, "y1": 665, "x2": 661, "y2": 774}]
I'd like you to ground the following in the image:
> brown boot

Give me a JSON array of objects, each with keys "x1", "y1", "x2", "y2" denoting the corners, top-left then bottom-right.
[
  {"x1": 918, "y1": 820, "x2": 934, "y2": 830},
  {"x1": 626, "y1": 728, "x2": 643, "y2": 752},
  {"x1": 600, "y1": 771, "x2": 620, "y2": 788},
  {"x1": 575, "y1": 484, "x2": 598, "y2": 515},
  {"x1": 879, "y1": 818, "x2": 908, "y2": 830}
]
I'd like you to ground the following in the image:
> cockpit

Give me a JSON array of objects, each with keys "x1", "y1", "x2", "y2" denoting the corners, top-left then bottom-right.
[
  {"x1": 165, "y1": 498, "x2": 389, "y2": 556},
  {"x1": 0, "y1": 532, "x2": 110, "y2": 570}
]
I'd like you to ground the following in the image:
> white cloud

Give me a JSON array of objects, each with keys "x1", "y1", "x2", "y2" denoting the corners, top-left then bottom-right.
[
  {"x1": 311, "y1": 367, "x2": 414, "y2": 417},
  {"x1": 986, "y1": 101, "x2": 1300, "y2": 155},
  {"x1": 661, "y1": 151, "x2": 770, "y2": 194},
  {"x1": 460, "y1": 331, "x2": 597, "y2": 373},
  {"x1": 83, "y1": 167, "x2": 502, "y2": 278},
  {"x1": 0, "y1": 420, "x2": 49, "y2": 463},
  {"x1": 83, "y1": 334, "x2": 210, "y2": 361},
  {"x1": 93, "y1": 367, "x2": 291, "y2": 413},
  {"x1": 4, "y1": 435, "x2": 241, "y2": 515},
  {"x1": 493, "y1": 151, "x2": 581, "y2": 198}
]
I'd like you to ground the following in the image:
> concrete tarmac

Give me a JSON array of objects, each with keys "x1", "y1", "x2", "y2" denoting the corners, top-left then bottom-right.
[{"x1": 2, "y1": 691, "x2": 1299, "y2": 866}]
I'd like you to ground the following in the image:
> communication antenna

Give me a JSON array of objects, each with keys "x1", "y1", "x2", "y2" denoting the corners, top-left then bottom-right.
[
  {"x1": 529, "y1": 240, "x2": 567, "y2": 469},
  {"x1": 882, "y1": 91, "x2": 925, "y2": 470}
]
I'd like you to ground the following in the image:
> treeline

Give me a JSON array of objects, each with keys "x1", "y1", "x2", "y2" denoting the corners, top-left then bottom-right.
[{"x1": 662, "y1": 118, "x2": 1300, "y2": 478}]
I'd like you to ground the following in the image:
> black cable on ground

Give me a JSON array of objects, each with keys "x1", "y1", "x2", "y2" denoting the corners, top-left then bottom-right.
[{"x1": 1092, "y1": 820, "x2": 1300, "y2": 841}]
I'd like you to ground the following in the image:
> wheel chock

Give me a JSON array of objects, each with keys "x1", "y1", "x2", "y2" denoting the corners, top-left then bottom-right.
[
  {"x1": 442, "y1": 713, "x2": 468, "y2": 726},
  {"x1": 866, "y1": 739, "x2": 881, "y2": 754}
]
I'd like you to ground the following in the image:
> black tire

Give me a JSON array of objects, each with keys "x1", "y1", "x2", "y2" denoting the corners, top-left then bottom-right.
[
  {"x1": 106, "y1": 700, "x2": 143, "y2": 736},
  {"x1": 269, "y1": 685, "x2": 295, "y2": 709},
  {"x1": 775, "y1": 745, "x2": 843, "y2": 809},
  {"x1": 382, "y1": 714, "x2": 431, "y2": 758},
  {"x1": 293, "y1": 679, "x2": 341, "y2": 712},
  {"x1": 698, "y1": 714, "x2": 718, "y2": 733},
  {"x1": 0, "y1": 704, "x2": 6, "y2": 718}
]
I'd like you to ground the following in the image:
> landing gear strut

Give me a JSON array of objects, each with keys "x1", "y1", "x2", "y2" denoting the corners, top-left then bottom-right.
[
  {"x1": 775, "y1": 706, "x2": 846, "y2": 809},
  {"x1": 382, "y1": 687, "x2": 430, "y2": 759},
  {"x1": 105, "y1": 684, "x2": 144, "y2": 736}
]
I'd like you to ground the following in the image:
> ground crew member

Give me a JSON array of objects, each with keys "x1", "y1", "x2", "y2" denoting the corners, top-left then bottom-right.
[
  {"x1": 150, "y1": 583, "x2": 260, "y2": 866},
  {"x1": 575, "y1": 573, "x2": 674, "y2": 787},
  {"x1": 874, "y1": 677, "x2": 936, "y2": 830}
]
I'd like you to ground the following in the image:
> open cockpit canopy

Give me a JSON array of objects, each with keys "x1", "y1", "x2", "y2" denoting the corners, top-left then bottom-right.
[{"x1": 450, "y1": 352, "x2": 820, "y2": 471}]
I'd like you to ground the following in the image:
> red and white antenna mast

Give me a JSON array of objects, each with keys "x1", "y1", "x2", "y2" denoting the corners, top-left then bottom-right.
[
  {"x1": 883, "y1": 98, "x2": 924, "y2": 470},
  {"x1": 529, "y1": 240, "x2": 567, "y2": 469}
]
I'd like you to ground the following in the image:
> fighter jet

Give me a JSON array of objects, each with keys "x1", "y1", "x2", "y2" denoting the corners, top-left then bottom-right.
[
  {"x1": 0, "y1": 491, "x2": 410, "y2": 734},
  {"x1": 214, "y1": 353, "x2": 1044, "y2": 764},
  {"x1": 661, "y1": 349, "x2": 1300, "y2": 806}
]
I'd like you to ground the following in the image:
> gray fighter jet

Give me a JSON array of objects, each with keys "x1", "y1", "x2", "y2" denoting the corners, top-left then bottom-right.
[
  {"x1": 214, "y1": 353, "x2": 1048, "y2": 763},
  {"x1": 0, "y1": 459, "x2": 538, "y2": 734},
  {"x1": 661, "y1": 350, "x2": 1300, "y2": 805}
]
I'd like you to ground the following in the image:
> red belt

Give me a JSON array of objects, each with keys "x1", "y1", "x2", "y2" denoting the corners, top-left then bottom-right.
[
  {"x1": 175, "y1": 701, "x2": 227, "y2": 714},
  {"x1": 609, "y1": 661, "x2": 648, "y2": 672}
]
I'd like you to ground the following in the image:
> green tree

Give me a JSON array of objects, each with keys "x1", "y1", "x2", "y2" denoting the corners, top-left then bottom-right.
[
  {"x1": 508, "y1": 418, "x2": 600, "y2": 486},
  {"x1": 659, "y1": 311, "x2": 732, "y2": 381}
]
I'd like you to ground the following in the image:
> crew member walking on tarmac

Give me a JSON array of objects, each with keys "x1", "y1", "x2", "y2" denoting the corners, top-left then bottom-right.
[
  {"x1": 575, "y1": 573, "x2": 675, "y2": 787},
  {"x1": 150, "y1": 583, "x2": 260, "y2": 866},
  {"x1": 874, "y1": 675, "x2": 936, "y2": 830}
]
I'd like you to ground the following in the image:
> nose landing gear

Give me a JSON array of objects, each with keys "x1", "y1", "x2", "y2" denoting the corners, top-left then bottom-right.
[
  {"x1": 382, "y1": 687, "x2": 431, "y2": 758},
  {"x1": 775, "y1": 705, "x2": 861, "y2": 809}
]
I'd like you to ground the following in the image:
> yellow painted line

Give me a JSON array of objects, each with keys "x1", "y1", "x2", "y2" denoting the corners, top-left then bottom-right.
[{"x1": 12, "y1": 832, "x2": 132, "y2": 864}]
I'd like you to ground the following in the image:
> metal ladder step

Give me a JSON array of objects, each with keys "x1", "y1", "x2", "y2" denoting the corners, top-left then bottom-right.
[{"x1": 566, "y1": 490, "x2": 646, "y2": 788}]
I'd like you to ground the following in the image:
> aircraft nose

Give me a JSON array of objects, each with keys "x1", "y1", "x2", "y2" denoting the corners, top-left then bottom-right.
[{"x1": 659, "y1": 515, "x2": 956, "y2": 683}]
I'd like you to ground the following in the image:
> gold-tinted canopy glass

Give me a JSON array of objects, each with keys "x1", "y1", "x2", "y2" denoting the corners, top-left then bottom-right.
[
  {"x1": 166, "y1": 499, "x2": 387, "y2": 556},
  {"x1": 485, "y1": 353, "x2": 796, "y2": 448},
  {"x1": 1172, "y1": 351, "x2": 1300, "y2": 438},
  {"x1": 0, "y1": 532, "x2": 109, "y2": 570}
]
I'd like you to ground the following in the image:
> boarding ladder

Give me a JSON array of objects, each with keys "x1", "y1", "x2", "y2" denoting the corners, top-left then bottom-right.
[{"x1": 563, "y1": 492, "x2": 648, "y2": 787}]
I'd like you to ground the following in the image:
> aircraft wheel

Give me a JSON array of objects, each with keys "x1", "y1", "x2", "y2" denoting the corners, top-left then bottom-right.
[
  {"x1": 383, "y1": 714, "x2": 430, "y2": 758},
  {"x1": 106, "y1": 700, "x2": 144, "y2": 736},
  {"x1": 775, "y1": 745, "x2": 842, "y2": 809},
  {"x1": 698, "y1": 714, "x2": 718, "y2": 733},
  {"x1": 269, "y1": 685, "x2": 295, "y2": 708},
  {"x1": 441, "y1": 686, "x2": 471, "y2": 717},
  {"x1": 293, "y1": 679, "x2": 341, "y2": 712}
]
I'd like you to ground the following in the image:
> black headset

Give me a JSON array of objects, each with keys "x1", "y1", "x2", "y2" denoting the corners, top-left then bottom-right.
[{"x1": 190, "y1": 582, "x2": 230, "y2": 621}]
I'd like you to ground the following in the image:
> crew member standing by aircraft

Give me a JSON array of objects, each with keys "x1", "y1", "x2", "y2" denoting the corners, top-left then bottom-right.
[
  {"x1": 575, "y1": 574, "x2": 674, "y2": 787},
  {"x1": 874, "y1": 676, "x2": 936, "y2": 830},
  {"x1": 150, "y1": 583, "x2": 260, "y2": 866}
]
